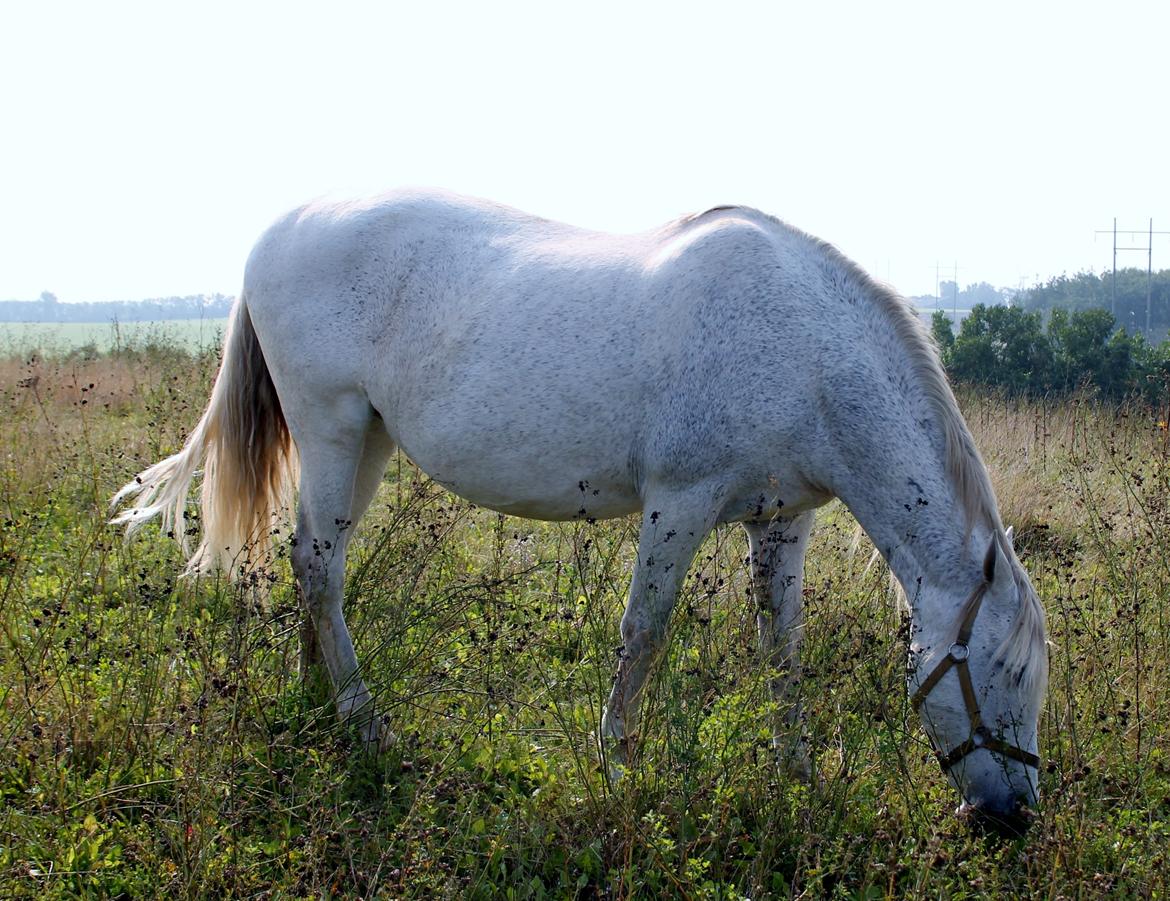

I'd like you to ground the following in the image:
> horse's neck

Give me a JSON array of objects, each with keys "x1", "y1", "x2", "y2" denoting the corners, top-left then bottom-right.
[{"x1": 825, "y1": 368, "x2": 989, "y2": 602}]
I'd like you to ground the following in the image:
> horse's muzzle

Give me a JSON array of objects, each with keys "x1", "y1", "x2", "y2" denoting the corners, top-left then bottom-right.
[{"x1": 957, "y1": 799, "x2": 1036, "y2": 838}]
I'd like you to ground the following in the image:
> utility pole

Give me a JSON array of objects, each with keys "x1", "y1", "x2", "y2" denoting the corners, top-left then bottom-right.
[
  {"x1": 1095, "y1": 220, "x2": 1170, "y2": 335},
  {"x1": 1148, "y1": 219, "x2": 1154, "y2": 336},
  {"x1": 953, "y1": 261, "x2": 959, "y2": 325},
  {"x1": 931, "y1": 262, "x2": 964, "y2": 329}
]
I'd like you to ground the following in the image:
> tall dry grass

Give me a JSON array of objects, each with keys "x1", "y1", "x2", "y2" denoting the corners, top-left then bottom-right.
[{"x1": 1, "y1": 346, "x2": 1168, "y2": 898}]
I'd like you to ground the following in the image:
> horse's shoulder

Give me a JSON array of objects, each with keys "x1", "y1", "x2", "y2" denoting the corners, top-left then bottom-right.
[
  {"x1": 647, "y1": 206, "x2": 794, "y2": 275},
  {"x1": 678, "y1": 204, "x2": 779, "y2": 229}
]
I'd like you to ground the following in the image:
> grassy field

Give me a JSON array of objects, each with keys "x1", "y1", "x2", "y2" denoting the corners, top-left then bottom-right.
[
  {"x1": 1, "y1": 339, "x2": 1168, "y2": 899},
  {"x1": 0, "y1": 319, "x2": 228, "y2": 357}
]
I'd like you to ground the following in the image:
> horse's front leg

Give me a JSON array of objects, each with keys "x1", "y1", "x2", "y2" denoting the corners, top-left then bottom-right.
[
  {"x1": 744, "y1": 512, "x2": 815, "y2": 778},
  {"x1": 600, "y1": 491, "x2": 715, "y2": 779}
]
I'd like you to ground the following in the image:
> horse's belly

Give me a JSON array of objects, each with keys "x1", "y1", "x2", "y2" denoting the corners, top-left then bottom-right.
[
  {"x1": 400, "y1": 439, "x2": 642, "y2": 523},
  {"x1": 448, "y1": 479, "x2": 642, "y2": 522},
  {"x1": 388, "y1": 357, "x2": 648, "y2": 520}
]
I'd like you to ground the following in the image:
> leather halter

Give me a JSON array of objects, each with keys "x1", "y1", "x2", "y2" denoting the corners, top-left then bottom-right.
[{"x1": 910, "y1": 580, "x2": 1041, "y2": 771}]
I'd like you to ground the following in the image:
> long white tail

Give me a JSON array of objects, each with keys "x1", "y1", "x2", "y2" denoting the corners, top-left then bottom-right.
[{"x1": 112, "y1": 296, "x2": 298, "y2": 574}]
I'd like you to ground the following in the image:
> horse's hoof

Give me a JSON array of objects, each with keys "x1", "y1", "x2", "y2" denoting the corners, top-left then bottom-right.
[
  {"x1": 774, "y1": 738, "x2": 812, "y2": 781},
  {"x1": 377, "y1": 718, "x2": 397, "y2": 754},
  {"x1": 602, "y1": 754, "x2": 630, "y2": 786},
  {"x1": 598, "y1": 730, "x2": 636, "y2": 785},
  {"x1": 356, "y1": 714, "x2": 395, "y2": 754},
  {"x1": 785, "y1": 753, "x2": 813, "y2": 782}
]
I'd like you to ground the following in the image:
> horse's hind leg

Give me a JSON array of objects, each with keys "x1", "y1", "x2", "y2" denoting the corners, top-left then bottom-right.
[
  {"x1": 298, "y1": 421, "x2": 395, "y2": 683},
  {"x1": 600, "y1": 490, "x2": 716, "y2": 775},
  {"x1": 290, "y1": 400, "x2": 391, "y2": 747},
  {"x1": 744, "y1": 512, "x2": 815, "y2": 777}
]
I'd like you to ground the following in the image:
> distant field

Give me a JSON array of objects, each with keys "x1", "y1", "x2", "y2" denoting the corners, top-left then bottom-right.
[{"x1": 0, "y1": 318, "x2": 228, "y2": 355}]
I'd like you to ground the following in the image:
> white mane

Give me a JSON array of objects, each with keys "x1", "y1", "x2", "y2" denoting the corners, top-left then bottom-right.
[{"x1": 772, "y1": 214, "x2": 1049, "y2": 699}]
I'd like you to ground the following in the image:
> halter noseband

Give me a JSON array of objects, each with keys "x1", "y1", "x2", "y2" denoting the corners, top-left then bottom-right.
[{"x1": 909, "y1": 580, "x2": 1040, "y2": 771}]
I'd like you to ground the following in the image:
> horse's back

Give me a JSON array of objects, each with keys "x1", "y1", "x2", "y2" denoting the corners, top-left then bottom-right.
[{"x1": 239, "y1": 190, "x2": 857, "y2": 522}]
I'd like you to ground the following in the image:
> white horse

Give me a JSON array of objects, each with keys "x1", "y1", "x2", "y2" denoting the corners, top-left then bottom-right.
[{"x1": 113, "y1": 189, "x2": 1048, "y2": 834}]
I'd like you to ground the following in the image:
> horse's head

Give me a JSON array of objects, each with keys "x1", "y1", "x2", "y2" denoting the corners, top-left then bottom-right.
[{"x1": 908, "y1": 530, "x2": 1048, "y2": 837}]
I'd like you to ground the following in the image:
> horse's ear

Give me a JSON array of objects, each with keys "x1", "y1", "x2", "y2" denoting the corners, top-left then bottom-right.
[{"x1": 982, "y1": 537, "x2": 998, "y2": 584}]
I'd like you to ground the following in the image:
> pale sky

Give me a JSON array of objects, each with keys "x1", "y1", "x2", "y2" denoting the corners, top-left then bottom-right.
[{"x1": 2, "y1": 1, "x2": 1167, "y2": 303}]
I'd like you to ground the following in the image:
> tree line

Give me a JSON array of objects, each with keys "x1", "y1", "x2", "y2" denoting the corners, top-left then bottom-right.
[
  {"x1": 931, "y1": 303, "x2": 1170, "y2": 404},
  {"x1": 1019, "y1": 268, "x2": 1170, "y2": 337},
  {"x1": 0, "y1": 292, "x2": 234, "y2": 323}
]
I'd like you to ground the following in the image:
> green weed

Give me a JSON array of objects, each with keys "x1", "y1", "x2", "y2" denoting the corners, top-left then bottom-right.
[{"x1": 1, "y1": 344, "x2": 1167, "y2": 898}]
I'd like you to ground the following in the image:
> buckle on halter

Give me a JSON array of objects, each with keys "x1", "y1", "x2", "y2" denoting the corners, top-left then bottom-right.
[{"x1": 948, "y1": 642, "x2": 969, "y2": 662}]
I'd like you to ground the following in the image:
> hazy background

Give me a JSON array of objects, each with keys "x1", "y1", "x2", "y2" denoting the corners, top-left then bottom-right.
[{"x1": 2, "y1": 0, "x2": 1167, "y2": 302}]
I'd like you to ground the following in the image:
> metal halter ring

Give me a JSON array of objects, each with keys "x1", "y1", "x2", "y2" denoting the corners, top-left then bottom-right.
[{"x1": 910, "y1": 581, "x2": 1041, "y2": 772}]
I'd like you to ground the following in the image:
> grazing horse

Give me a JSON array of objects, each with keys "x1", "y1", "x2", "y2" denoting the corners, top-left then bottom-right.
[{"x1": 113, "y1": 189, "x2": 1048, "y2": 834}]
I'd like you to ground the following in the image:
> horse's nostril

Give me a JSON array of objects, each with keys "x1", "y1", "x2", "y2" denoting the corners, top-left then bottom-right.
[{"x1": 958, "y1": 800, "x2": 1036, "y2": 839}]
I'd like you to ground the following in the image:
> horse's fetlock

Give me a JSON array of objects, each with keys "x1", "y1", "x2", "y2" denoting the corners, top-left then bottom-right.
[
  {"x1": 302, "y1": 594, "x2": 327, "y2": 618},
  {"x1": 619, "y1": 623, "x2": 661, "y2": 656}
]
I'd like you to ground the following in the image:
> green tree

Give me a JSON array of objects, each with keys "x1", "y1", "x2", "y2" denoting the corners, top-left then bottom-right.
[
  {"x1": 948, "y1": 304, "x2": 1052, "y2": 394},
  {"x1": 1046, "y1": 307, "x2": 1160, "y2": 399},
  {"x1": 931, "y1": 310, "x2": 955, "y2": 360},
  {"x1": 1020, "y1": 268, "x2": 1170, "y2": 340},
  {"x1": 1048, "y1": 307, "x2": 1111, "y2": 392},
  {"x1": 1131, "y1": 334, "x2": 1170, "y2": 407}
]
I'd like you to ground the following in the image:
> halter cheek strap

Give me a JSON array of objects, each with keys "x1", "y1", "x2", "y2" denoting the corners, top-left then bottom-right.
[{"x1": 909, "y1": 581, "x2": 1041, "y2": 771}]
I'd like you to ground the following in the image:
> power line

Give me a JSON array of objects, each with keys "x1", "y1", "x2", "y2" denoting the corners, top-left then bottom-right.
[
  {"x1": 931, "y1": 262, "x2": 965, "y2": 328},
  {"x1": 1094, "y1": 219, "x2": 1170, "y2": 332}
]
